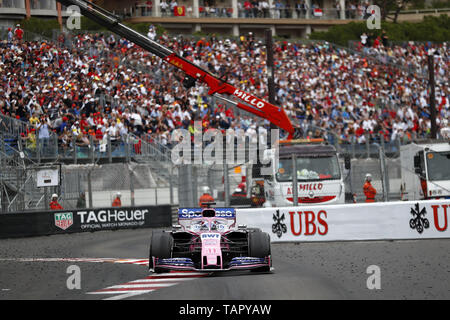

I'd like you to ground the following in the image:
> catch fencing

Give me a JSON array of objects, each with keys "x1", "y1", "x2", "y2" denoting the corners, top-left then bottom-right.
[
  {"x1": 0, "y1": 131, "x2": 419, "y2": 213},
  {"x1": 176, "y1": 156, "x2": 404, "y2": 208},
  {"x1": 0, "y1": 160, "x2": 178, "y2": 213},
  {"x1": 60, "y1": 162, "x2": 177, "y2": 210}
]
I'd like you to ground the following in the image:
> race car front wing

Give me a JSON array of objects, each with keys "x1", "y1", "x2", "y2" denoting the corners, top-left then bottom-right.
[{"x1": 152, "y1": 256, "x2": 271, "y2": 272}]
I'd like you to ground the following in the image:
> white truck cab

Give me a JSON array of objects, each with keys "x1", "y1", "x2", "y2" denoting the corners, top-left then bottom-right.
[
  {"x1": 257, "y1": 139, "x2": 345, "y2": 207},
  {"x1": 400, "y1": 140, "x2": 450, "y2": 200}
]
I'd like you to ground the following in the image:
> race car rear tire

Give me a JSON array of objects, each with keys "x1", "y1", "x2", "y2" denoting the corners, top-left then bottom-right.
[
  {"x1": 248, "y1": 230, "x2": 271, "y2": 272},
  {"x1": 149, "y1": 231, "x2": 173, "y2": 273}
]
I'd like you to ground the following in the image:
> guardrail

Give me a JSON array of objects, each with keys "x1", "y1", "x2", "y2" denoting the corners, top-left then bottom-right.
[
  {"x1": 388, "y1": 7, "x2": 450, "y2": 15},
  {"x1": 118, "y1": 5, "x2": 364, "y2": 21}
]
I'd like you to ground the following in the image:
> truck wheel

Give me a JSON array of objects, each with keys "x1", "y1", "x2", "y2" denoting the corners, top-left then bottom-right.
[
  {"x1": 248, "y1": 230, "x2": 271, "y2": 272},
  {"x1": 149, "y1": 231, "x2": 173, "y2": 273}
]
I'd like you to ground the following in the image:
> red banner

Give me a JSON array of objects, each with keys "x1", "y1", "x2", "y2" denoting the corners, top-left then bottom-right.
[{"x1": 174, "y1": 6, "x2": 186, "y2": 16}]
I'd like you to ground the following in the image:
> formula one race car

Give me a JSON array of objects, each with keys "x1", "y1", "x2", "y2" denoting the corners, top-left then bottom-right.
[{"x1": 149, "y1": 206, "x2": 272, "y2": 273}]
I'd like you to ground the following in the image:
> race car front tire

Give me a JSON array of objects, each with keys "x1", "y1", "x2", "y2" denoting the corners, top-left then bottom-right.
[
  {"x1": 248, "y1": 230, "x2": 271, "y2": 272},
  {"x1": 149, "y1": 231, "x2": 173, "y2": 273}
]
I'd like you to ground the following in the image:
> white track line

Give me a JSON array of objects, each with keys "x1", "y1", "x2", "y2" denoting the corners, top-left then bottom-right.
[
  {"x1": 88, "y1": 289, "x2": 156, "y2": 295},
  {"x1": 114, "y1": 259, "x2": 148, "y2": 264},
  {"x1": 87, "y1": 271, "x2": 210, "y2": 300},
  {"x1": 103, "y1": 283, "x2": 177, "y2": 289},
  {"x1": 0, "y1": 257, "x2": 209, "y2": 300},
  {"x1": 128, "y1": 278, "x2": 194, "y2": 283},
  {"x1": 103, "y1": 292, "x2": 154, "y2": 300}
]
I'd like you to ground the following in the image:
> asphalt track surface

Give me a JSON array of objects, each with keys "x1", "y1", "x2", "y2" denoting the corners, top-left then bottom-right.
[{"x1": 0, "y1": 228, "x2": 449, "y2": 300}]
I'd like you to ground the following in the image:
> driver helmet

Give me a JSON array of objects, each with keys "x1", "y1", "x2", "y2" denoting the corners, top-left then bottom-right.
[{"x1": 200, "y1": 221, "x2": 209, "y2": 230}]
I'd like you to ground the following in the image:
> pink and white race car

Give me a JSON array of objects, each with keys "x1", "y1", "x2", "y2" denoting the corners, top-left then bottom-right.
[{"x1": 149, "y1": 207, "x2": 272, "y2": 273}]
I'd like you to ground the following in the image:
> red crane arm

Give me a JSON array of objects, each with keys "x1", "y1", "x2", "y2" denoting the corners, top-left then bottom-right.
[{"x1": 165, "y1": 54, "x2": 295, "y2": 136}]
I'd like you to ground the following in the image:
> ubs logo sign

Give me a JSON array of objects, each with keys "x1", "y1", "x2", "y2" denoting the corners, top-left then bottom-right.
[
  {"x1": 272, "y1": 210, "x2": 287, "y2": 238},
  {"x1": 409, "y1": 203, "x2": 430, "y2": 234}
]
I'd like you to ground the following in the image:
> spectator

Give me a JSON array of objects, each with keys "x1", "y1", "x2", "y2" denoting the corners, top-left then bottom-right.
[
  {"x1": 199, "y1": 186, "x2": 214, "y2": 208},
  {"x1": 295, "y1": 1, "x2": 306, "y2": 18},
  {"x1": 363, "y1": 173, "x2": 377, "y2": 202},
  {"x1": 243, "y1": 0, "x2": 252, "y2": 17},
  {"x1": 160, "y1": 0, "x2": 169, "y2": 16},
  {"x1": 169, "y1": 0, "x2": 178, "y2": 15},
  {"x1": 261, "y1": 0, "x2": 269, "y2": 17},
  {"x1": 21, "y1": 129, "x2": 37, "y2": 156},
  {"x1": 146, "y1": 1, "x2": 153, "y2": 15},
  {"x1": 0, "y1": 32, "x2": 448, "y2": 157},
  {"x1": 381, "y1": 29, "x2": 389, "y2": 47},
  {"x1": 112, "y1": 192, "x2": 122, "y2": 207},
  {"x1": 147, "y1": 25, "x2": 156, "y2": 41},
  {"x1": 76, "y1": 192, "x2": 86, "y2": 209},
  {"x1": 14, "y1": 24, "x2": 23, "y2": 41},
  {"x1": 360, "y1": 32, "x2": 368, "y2": 47},
  {"x1": 274, "y1": 0, "x2": 283, "y2": 18},
  {"x1": 50, "y1": 194, "x2": 63, "y2": 210},
  {"x1": 7, "y1": 28, "x2": 13, "y2": 44},
  {"x1": 36, "y1": 115, "x2": 51, "y2": 155}
]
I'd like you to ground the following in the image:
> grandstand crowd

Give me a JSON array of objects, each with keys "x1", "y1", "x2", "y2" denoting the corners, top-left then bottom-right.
[{"x1": 0, "y1": 25, "x2": 448, "y2": 155}]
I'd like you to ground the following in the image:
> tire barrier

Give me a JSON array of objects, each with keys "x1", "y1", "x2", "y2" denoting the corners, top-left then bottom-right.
[
  {"x1": 236, "y1": 200, "x2": 450, "y2": 242},
  {"x1": 0, "y1": 205, "x2": 172, "y2": 239}
]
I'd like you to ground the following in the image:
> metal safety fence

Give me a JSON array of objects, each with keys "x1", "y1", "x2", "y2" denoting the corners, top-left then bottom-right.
[
  {"x1": 0, "y1": 133, "x2": 442, "y2": 213},
  {"x1": 0, "y1": 161, "x2": 178, "y2": 213},
  {"x1": 176, "y1": 157, "x2": 404, "y2": 209}
]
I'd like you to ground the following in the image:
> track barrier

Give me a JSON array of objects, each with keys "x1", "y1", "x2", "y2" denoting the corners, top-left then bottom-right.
[
  {"x1": 237, "y1": 200, "x2": 450, "y2": 242},
  {"x1": 0, "y1": 205, "x2": 172, "y2": 239}
]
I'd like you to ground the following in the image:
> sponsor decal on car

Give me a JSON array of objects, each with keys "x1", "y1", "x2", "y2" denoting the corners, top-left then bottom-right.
[
  {"x1": 200, "y1": 233, "x2": 221, "y2": 239},
  {"x1": 178, "y1": 208, "x2": 236, "y2": 219}
]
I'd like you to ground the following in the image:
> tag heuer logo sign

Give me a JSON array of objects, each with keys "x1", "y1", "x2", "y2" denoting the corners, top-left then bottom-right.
[{"x1": 54, "y1": 212, "x2": 73, "y2": 230}]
